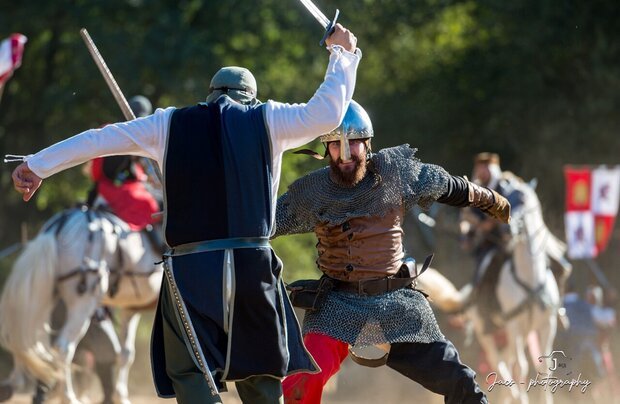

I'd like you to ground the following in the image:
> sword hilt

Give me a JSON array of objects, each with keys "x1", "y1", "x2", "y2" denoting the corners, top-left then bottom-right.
[{"x1": 319, "y1": 9, "x2": 340, "y2": 47}]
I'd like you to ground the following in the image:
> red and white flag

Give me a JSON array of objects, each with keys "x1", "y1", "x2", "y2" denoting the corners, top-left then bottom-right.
[
  {"x1": 0, "y1": 33, "x2": 27, "y2": 86},
  {"x1": 565, "y1": 165, "x2": 620, "y2": 259}
]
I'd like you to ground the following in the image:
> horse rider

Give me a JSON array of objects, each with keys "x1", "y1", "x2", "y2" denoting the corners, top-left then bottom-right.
[
  {"x1": 85, "y1": 95, "x2": 161, "y2": 232},
  {"x1": 459, "y1": 152, "x2": 571, "y2": 331},
  {"x1": 274, "y1": 101, "x2": 510, "y2": 403},
  {"x1": 459, "y1": 153, "x2": 511, "y2": 269},
  {"x1": 11, "y1": 25, "x2": 360, "y2": 403}
]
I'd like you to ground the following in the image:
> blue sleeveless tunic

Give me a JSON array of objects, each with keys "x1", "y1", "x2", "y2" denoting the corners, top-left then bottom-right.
[{"x1": 150, "y1": 96, "x2": 317, "y2": 397}]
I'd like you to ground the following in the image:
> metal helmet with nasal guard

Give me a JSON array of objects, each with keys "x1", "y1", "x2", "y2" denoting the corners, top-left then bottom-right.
[{"x1": 320, "y1": 100, "x2": 373, "y2": 162}]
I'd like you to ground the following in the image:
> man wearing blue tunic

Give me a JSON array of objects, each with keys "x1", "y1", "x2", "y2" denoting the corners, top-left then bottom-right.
[{"x1": 11, "y1": 24, "x2": 361, "y2": 403}]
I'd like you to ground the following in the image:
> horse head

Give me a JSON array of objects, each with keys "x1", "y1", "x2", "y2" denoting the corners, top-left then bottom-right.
[{"x1": 505, "y1": 179, "x2": 544, "y2": 248}]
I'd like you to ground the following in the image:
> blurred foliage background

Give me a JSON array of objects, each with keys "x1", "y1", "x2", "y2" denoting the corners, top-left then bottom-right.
[{"x1": 1, "y1": 0, "x2": 620, "y2": 386}]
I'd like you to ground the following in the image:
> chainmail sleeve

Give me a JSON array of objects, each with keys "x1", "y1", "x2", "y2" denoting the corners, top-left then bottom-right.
[
  {"x1": 408, "y1": 163, "x2": 450, "y2": 210},
  {"x1": 274, "y1": 146, "x2": 454, "y2": 238},
  {"x1": 272, "y1": 189, "x2": 316, "y2": 238},
  {"x1": 373, "y1": 145, "x2": 450, "y2": 212}
]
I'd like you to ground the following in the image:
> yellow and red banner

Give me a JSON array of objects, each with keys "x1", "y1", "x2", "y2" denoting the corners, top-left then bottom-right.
[{"x1": 565, "y1": 165, "x2": 620, "y2": 259}]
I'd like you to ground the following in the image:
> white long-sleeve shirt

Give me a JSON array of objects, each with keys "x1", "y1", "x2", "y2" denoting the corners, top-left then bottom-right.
[{"x1": 27, "y1": 46, "x2": 361, "y2": 208}]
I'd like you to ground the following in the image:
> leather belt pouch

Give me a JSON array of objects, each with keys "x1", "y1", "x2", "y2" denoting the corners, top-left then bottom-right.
[{"x1": 286, "y1": 277, "x2": 333, "y2": 312}]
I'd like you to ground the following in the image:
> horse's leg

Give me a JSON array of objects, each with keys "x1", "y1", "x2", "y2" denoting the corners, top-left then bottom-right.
[
  {"x1": 473, "y1": 313, "x2": 519, "y2": 404},
  {"x1": 0, "y1": 365, "x2": 26, "y2": 402},
  {"x1": 114, "y1": 309, "x2": 141, "y2": 404},
  {"x1": 81, "y1": 310, "x2": 122, "y2": 404},
  {"x1": 512, "y1": 332, "x2": 530, "y2": 404},
  {"x1": 535, "y1": 309, "x2": 557, "y2": 404},
  {"x1": 480, "y1": 334, "x2": 517, "y2": 404},
  {"x1": 54, "y1": 295, "x2": 100, "y2": 404},
  {"x1": 468, "y1": 308, "x2": 510, "y2": 402},
  {"x1": 0, "y1": 384, "x2": 12, "y2": 403},
  {"x1": 494, "y1": 336, "x2": 525, "y2": 404}
]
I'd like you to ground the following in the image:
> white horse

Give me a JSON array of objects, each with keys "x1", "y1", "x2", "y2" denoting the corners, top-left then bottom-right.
[
  {"x1": 0, "y1": 206, "x2": 163, "y2": 404},
  {"x1": 419, "y1": 179, "x2": 571, "y2": 404}
]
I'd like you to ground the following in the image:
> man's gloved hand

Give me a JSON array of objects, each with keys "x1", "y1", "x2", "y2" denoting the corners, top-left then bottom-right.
[{"x1": 467, "y1": 182, "x2": 511, "y2": 224}]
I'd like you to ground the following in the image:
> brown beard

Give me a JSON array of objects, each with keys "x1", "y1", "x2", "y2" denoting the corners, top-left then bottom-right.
[{"x1": 329, "y1": 153, "x2": 368, "y2": 186}]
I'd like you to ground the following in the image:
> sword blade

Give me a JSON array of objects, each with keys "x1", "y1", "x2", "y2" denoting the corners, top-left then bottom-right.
[{"x1": 298, "y1": 0, "x2": 330, "y2": 28}]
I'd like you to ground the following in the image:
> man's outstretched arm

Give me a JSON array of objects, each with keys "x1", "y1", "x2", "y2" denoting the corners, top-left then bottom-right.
[
  {"x1": 10, "y1": 107, "x2": 173, "y2": 202},
  {"x1": 398, "y1": 153, "x2": 510, "y2": 224},
  {"x1": 437, "y1": 175, "x2": 511, "y2": 223},
  {"x1": 266, "y1": 24, "x2": 362, "y2": 155}
]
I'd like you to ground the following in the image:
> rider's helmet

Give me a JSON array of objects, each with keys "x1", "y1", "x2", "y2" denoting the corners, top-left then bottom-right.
[{"x1": 128, "y1": 95, "x2": 152, "y2": 118}]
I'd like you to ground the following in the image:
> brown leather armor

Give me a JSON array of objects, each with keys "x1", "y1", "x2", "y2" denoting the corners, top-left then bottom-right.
[{"x1": 314, "y1": 207, "x2": 405, "y2": 281}]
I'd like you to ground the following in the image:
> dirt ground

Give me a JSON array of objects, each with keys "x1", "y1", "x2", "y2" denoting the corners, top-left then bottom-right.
[
  {"x1": 7, "y1": 355, "x2": 444, "y2": 404},
  {"x1": 4, "y1": 312, "x2": 618, "y2": 404},
  {"x1": 1, "y1": 311, "x2": 443, "y2": 404},
  {"x1": 7, "y1": 355, "x2": 618, "y2": 404}
]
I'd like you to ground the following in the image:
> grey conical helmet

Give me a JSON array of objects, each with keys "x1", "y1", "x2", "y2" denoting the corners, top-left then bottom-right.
[{"x1": 320, "y1": 100, "x2": 373, "y2": 161}]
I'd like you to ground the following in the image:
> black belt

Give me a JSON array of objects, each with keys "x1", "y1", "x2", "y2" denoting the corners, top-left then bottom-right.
[
  {"x1": 331, "y1": 254, "x2": 434, "y2": 297},
  {"x1": 332, "y1": 276, "x2": 415, "y2": 296}
]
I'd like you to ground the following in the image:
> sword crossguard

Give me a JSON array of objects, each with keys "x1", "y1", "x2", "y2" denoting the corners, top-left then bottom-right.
[{"x1": 319, "y1": 9, "x2": 340, "y2": 47}]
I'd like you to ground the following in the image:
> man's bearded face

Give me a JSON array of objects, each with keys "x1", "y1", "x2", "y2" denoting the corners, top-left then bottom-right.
[
  {"x1": 328, "y1": 140, "x2": 368, "y2": 186},
  {"x1": 473, "y1": 163, "x2": 492, "y2": 186}
]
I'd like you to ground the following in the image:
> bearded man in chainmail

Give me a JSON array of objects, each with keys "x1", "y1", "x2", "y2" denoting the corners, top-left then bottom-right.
[{"x1": 275, "y1": 101, "x2": 510, "y2": 404}]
